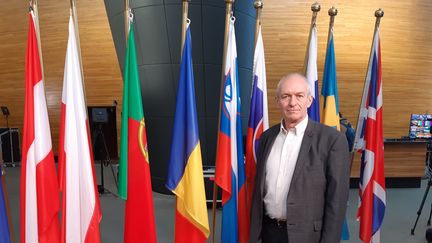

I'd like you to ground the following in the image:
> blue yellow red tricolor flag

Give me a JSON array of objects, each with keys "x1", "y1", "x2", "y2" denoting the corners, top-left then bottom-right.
[
  {"x1": 245, "y1": 25, "x2": 268, "y2": 228},
  {"x1": 0, "y1": 166, "x2": 11, "y2": 243},
  {"x1": 354, "y1": 25, "x2": 385, "y2": 243},
  {"x1": 166, "y1": 23, "x2": 210, "y2": 243},
  {"x1": 321, "y1": 28, "x2": 340, "y2": 130},
  {"x1": 215, "y1": 17, "x2": 248, "y2": 243}
]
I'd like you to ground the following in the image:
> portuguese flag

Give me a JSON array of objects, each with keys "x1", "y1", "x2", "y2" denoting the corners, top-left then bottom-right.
[{"x1": 118, "y1": 20, "x2": 157, "y2": 243}]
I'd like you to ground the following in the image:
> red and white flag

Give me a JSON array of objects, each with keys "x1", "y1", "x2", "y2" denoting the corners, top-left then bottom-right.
[
  {"x1": 21, "y1": 11, "x2": 60, "y2": 243},
  {"x1": 58, "y1": 13, "x2": 102, "y2": 243}
]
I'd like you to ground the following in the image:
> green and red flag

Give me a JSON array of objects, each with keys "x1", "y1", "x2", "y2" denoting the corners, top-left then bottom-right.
[{"x1": 118, "y1": 14, "x2": 157, "y2": 243}]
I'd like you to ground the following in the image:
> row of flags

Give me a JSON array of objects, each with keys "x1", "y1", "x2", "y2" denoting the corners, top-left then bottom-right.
[
  {"x1": 305, "y1": 13, "x2": 386, "y2": 243},
  {"x1": 0, "y1": 5, "x2": 384, "y2": 243},
  {"x1": 21, "y1": 9, "x2": 101, "y2": 243}
]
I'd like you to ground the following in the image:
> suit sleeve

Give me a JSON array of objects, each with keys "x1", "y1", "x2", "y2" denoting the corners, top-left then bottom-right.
[
  {"x1": 249, "y1": 131, "x2": 268, "y2": 243},
  {"x1": 320, "y1": 132, "x2": 351, "y2": 243}
]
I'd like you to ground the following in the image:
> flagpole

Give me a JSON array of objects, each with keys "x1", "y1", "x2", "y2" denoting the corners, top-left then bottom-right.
[
  {"x1": 69, "y1": 0, "x2": 89, "y2": 106},
  {"x1": 70, "y1": 0, "x2": 84, "y2": 82},
  {"x1": 181, "y1": 0, "x2": 190, "y2": 58},
  {"x1": 326, "y1": 6, "x2": 337, "y2": 49},
  {"x1": 30, "y1": 0, "x2": 45, "y2": 79},
  {"x1": 124, "y1": 0, "x2": 130, "y2": 41},
  {"x1": 253, "y1": 0, "x2": 263, "y2": 46},
  {"x1": 212, "y1": 1, "x2": 235, "y2": 241},
  {"x1": 352, "y1": 9, "x2": 384, "y2": 165},
  {"x1": 303, "y1": 2, "x2": 320, "y2": 75}
]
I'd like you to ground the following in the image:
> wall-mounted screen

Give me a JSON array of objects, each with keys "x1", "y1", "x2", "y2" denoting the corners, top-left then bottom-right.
[{"x1": 409, "y1": 114, "x2": 432, "y2": 139}]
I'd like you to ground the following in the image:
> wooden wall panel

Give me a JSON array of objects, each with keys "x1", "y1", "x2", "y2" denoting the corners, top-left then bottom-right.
[
  {"x1": 0, "y1": 0, "x2": 123, "y2": 154},
  {"x1": 262, "y1": 0, "x2": 432, "y2": 138},
  {"x1": 1, "y1": 0, "x2": 431, "y2": 157}
]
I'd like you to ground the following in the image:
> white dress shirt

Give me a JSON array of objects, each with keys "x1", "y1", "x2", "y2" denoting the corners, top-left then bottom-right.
[{"x1": 263, "y1": 116, "x2": 308, "y2": 219}]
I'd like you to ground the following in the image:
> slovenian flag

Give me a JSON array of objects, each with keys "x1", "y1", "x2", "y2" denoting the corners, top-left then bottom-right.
[
  {"x1": 166, "y1": 23, "x2": 210, "y2": 243},
  {"x1": 215, "y1": 17, "x2": 248, "y2": 243},
  {"x1": 245, "y1": 25, "x2": 268, "y2": 229}
]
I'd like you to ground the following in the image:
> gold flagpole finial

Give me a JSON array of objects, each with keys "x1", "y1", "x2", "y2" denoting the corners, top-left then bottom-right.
[
  {"x1": 375, "y1": 8, "x2": 384, "y2": 18},
  {"x1": 311, "y1": 2, "x2": 321, "y2": 12},
  {"x1": 374, "y1": 9, "x2": 384, "y2": 30},
  {"x1": 303, "y1": 2, "x2": 320, "y2": 74},
  {"x1": 254, "y1": 0, "x2": 263, "y2": 9},
  {"x1": 328, "y1": 6, "x2": 338, "y2": 17}
]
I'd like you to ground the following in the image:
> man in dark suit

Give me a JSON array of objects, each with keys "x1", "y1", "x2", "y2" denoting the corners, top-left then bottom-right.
[{"x1": 249, "y1": 73, "x2": 350, "y2": 243}]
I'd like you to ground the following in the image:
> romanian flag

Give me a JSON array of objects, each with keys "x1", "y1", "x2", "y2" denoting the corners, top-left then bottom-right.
[
  {"x1": 321, "y1": 28, "x2": 340, "y2": 130},
  {"x1": 166, "y1": 24, "x2": 210, "y2": 243},
  {"x1": 58, "y1": 13, "x2": 101, "y2": 243},
  {"x1": 0, "y1": 166, "x2": 11, "y2": 243},
  {"x1": 245, "y1": 25, "x2": 268, "y2": 226},
  {"x1": 21, "y1": 10, "x2": 60, "y2": 243},
  {"x1": 118, "y1": 15, "x2": 157, "y2": 243},
  {"x1": 215, "y1": 17, "x2": 248, "y2": 243}
]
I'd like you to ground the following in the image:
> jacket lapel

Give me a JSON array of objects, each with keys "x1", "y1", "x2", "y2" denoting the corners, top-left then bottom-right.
[
  {"x1": 290, "y1": 119, "x2": 315, "y2": 186},
  {"x1": 259, "y1": 126, "x2": 279, "y2": 194}
]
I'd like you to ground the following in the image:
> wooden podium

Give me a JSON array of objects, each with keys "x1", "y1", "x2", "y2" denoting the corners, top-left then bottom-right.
[{"x1": 351, "y1": 139, "x2": 428, "y2": 188}]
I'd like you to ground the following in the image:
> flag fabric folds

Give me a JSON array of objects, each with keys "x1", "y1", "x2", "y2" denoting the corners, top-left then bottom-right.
[
  {"x1": 321, "y1": 28, "x2": 340, "y2": 130},
  {"x1": 354, "y1": 26, "x2": 385, "y2": 243},
  {"x1": 118, "y1": 17, "x2": 157, "y2": 243},
  {"x1": 215, "y1": 17, "x2": 248, "y2": 243},
  {"x1": 321, "y1": 25, "x2": 350, "y2": 240},
  {"x1": 58, "y1": 13, "x2": 101, "y2": 243},
  {"x1": 21, "y1": 11, "x2": 60, "y2": 243},
  {"x1": 245, "y1": 25, "x2": 268, "y2": 224},
  {"x1": 306, "y1": 25, "x2": 320, "y2": 122},
  {"x1": 0, "y1": 166, "x2": 11, "y2": 243},
  {"x1": 166, "y1": 23, "x2": 210, "y2": 243}
]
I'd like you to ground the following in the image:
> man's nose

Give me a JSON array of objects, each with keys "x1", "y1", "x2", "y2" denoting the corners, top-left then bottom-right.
[{"x1": 288, "y1": 97, "x2": 296, "y2": 106}]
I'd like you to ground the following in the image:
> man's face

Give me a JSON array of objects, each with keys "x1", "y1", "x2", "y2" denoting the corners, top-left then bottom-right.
[{"x1": 276, "y1": 76, "x2": 313, "y2": 126}]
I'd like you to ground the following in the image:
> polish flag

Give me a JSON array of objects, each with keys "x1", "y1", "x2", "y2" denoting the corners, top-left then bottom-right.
[
  {"x1": 58, "y1": 13, "x2": 102, "y2": 243},
  {"x1": 21, "y1": 11, "x2": 60, "y2": 243}
]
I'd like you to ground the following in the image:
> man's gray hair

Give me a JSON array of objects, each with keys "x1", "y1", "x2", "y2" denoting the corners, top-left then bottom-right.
[{"x1": 275, "y1": 73, "x2": 311, "y2": 97}]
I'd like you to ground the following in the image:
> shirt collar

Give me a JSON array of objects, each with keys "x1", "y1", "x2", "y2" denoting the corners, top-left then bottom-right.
[{"x1": 280, "y1": 116, "x2": 309, "y2": 136}]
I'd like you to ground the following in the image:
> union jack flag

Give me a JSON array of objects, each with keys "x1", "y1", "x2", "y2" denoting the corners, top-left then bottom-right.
[{"x1": 353, "y1": 26, "x2": 386, "y2": 243}]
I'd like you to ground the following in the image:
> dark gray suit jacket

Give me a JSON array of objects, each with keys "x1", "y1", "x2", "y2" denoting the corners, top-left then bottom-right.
[{"x1": 249, "y1": 119, "x2": 350, "y2": 243}]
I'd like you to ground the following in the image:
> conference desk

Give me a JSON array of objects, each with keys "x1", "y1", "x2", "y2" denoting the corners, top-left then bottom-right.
[{"x1": 350, "y1": 138, "x2": 428, "y2": 188}]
